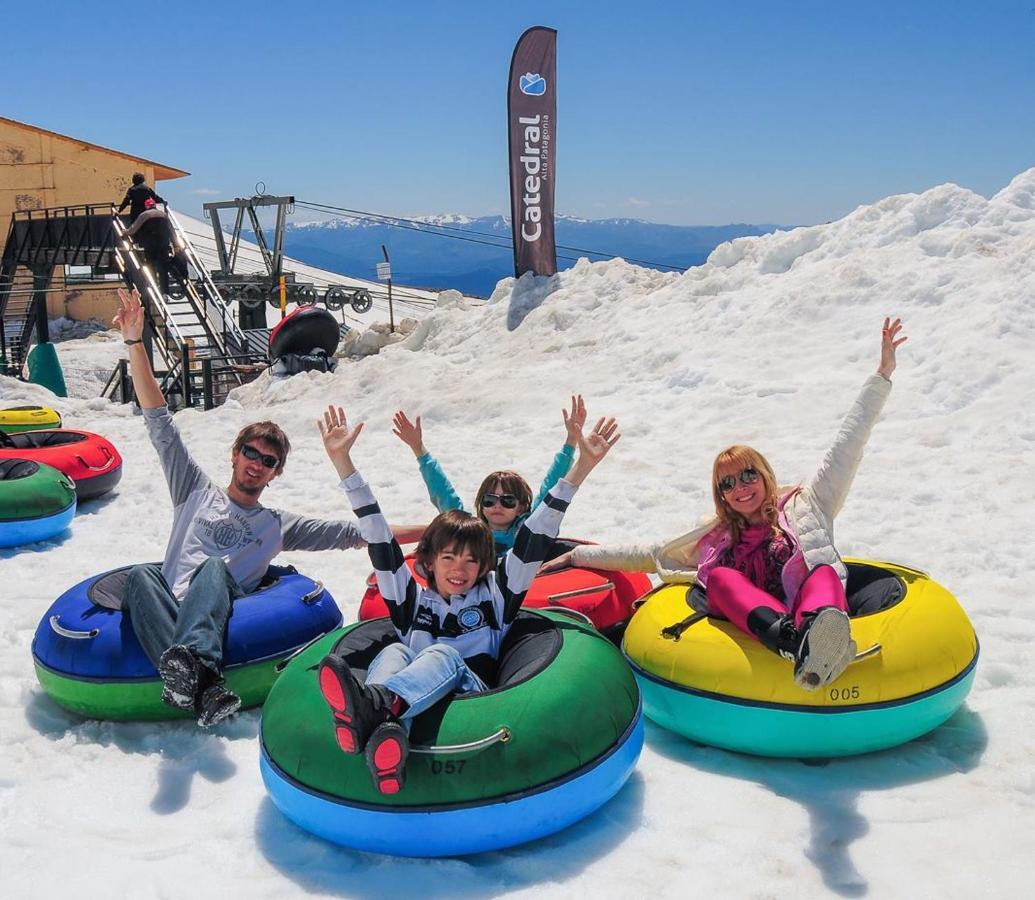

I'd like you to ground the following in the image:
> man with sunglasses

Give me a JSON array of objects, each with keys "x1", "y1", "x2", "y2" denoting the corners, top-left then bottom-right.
[{"x1": 111, "y1": 288, "x2": 416, "y2": 726}]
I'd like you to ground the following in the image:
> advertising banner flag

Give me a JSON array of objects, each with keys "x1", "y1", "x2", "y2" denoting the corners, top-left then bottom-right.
[{"x1": 508, "y1": 26, "x2": 557, "y2": 277}]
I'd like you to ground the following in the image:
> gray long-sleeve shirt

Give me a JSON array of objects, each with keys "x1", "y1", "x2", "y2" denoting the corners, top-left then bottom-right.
[{"x1": 143, "y1": 407, "x2": 364, "y2": 598}]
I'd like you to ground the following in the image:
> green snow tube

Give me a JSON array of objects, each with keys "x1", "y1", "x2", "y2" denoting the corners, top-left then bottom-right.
[
  {"x1": 260, "y1": 610, "x2": 644, "y2": 855},
  {"x1": 0, "y1": 459, "x2": 76, "y2": 547}
]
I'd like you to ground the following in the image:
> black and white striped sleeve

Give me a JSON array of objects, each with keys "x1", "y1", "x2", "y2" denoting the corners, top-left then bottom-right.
[
  {"x1": 497, "y1": 478, "x2": 577, "y2": 623},
  {"x1": 340, "y1": 472, "x2": 418, "y2": 635}
]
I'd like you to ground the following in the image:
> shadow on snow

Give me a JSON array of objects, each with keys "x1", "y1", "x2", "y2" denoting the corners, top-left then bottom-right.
[
  {"x1": 23, "y1": 689, "x2": 259, "y2": 815},
  {"x1": 644, "y1": 705, "x2": 988, "y2": 897}
]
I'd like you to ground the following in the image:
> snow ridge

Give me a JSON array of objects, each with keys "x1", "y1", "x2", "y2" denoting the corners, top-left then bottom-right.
[{"x1": 2, "y1": 168, "x2": 1034, "y2": 898}]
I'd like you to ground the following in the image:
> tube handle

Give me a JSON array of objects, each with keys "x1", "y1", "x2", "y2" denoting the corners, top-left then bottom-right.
[
  {"x1": 410, "y1": 727, "x2": 511, "y2": 756},
  {"x1": 75, "y1": 446, "x2": 116, "y2": 472},
  {"x1": 547, "y1": 581, "x2": 614, "y2": 603},
  {"x1": 49, "y1": 616, "x2": 99, "y2": 639},
  {"x1": 544, "y1": 605, "x2": 595, "y2": 627},
  {"x1": 301, "y1": 581, "x2": 325, "y2": 605}
]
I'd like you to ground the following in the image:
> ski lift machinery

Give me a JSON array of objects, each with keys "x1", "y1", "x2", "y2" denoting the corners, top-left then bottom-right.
[{"x1": 202, "y1": 189, "x2": 373, "y2": 330}]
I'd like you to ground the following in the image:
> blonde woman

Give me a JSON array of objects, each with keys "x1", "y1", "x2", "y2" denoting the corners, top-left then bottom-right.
[{"x1": 545, "y1": 319, "x2": 907, "y2": 690}]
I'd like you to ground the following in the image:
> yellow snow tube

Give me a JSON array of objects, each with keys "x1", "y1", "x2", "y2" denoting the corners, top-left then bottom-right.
[
  {"x1": 0, "y1": 405, "x2": 62, "y2": 434},
  {"x1": 623, "y1": 559, "x2": 978, "y2": 756}
]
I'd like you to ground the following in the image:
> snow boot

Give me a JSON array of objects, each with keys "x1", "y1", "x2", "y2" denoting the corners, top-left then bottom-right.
[
  {"x1": 158, "y1": 645, "x2": 201, "y2": 711},
  {"x1": 748, "y1": 607, "x2": 802, "y2": 662},
  {"x1": 196, "y1": 680, "x2": 242, "y2": 728},
  {"x1": 318, "y1": 654, "x2": 396, "y2": 754},
  {"x1": 365, "y1": 721, "x2": 409, "y2": 796},
  {"x1": 794, "y1": 608, "x2": 856, "y2": 691}
]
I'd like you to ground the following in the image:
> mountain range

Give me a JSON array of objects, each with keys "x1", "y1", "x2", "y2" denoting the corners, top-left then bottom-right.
[{"x1": 258, "y1": 215, "x2": 790, "y2": 297}]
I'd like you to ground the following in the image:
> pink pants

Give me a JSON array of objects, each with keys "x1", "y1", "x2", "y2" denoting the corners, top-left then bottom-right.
[{"x1": 706, "y1": 564, "x2": 848, "y2": 638}]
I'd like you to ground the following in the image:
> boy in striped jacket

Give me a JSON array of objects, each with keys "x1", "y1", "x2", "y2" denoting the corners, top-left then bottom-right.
[{"x1": 316, "y1": 404, "x2": 620, "y2": 795}]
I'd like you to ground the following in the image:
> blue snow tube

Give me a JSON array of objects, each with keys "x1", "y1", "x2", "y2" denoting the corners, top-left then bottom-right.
[{"x1": 32, "y1": 563, "x2": 343, "y2": 720}]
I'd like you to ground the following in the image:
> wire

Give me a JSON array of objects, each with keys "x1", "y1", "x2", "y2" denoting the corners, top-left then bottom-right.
[
  {"x1": 296, "y1": 199, "x2": 689, "y2": 271},
  {"x1": 295, "y1": 200, "x2": 640, "y2": 269},
  {"x1": 295, "y1": 202, "x2": 521, "y2": 254},
  {"x1": 181, "y1": 220, "x2": 442, "y2": 305}
]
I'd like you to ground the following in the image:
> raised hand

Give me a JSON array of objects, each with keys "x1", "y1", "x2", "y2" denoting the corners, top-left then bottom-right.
[
  {"x1": 114, "y1": 287, "x2": 145, "y2": 342},
  {"x1": 567, "y1": 416, "x2": 621, "y2": 486},
  {"x1": 318, "y1": 405, "x2": 364, "y2": 479},
  {"x1": 877, "y1": 317, "x2": 908, "y2": 379},
  {"x1": 562, "y1": 394, "x2": 587, "y2": 446},
  {"x1": 392, "y1": 410, "x2": 426, "y2": 457}
]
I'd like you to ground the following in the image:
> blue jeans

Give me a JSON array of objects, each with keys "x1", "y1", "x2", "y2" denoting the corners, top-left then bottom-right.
[
  {"x1": 366, "y1": 642, "x2": 487, "y2": 722},
  {"x1": 122, "y1": 557, "x2": 243, "y2": 671}
]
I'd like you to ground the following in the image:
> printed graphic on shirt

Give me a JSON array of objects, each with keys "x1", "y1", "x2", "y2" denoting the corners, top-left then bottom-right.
[
  {"x1": 458, "y1": 606, "x2": 488, "y2": 632},
  {"x1": 193, "y1": 512, "x2": 265, "y2": 553},
  {"x1": 409, "y1": 599, "x2": 499, "y2": 641}
]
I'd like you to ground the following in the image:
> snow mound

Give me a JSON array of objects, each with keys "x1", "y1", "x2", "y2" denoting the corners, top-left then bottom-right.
[{"x1": 2, "y1": 170, "x2": 1034, "y2": 897}]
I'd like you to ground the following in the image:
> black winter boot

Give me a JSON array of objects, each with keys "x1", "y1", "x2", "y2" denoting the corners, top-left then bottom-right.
[
  {"x1": 196, "y1": 680, "x2": 242, "y2": 728},
  {"x1": 746, "y1": 607, "x2": 802, "y2": 661},
  {"x1": 193, "y1": 660, "x2": 241, "y2": 727},
  {"x1": 158, "y1": 645, "x2": 201, "y2": 711},
  {"x1": 318, "y1": 655, "x2": 397, "y2": 754}
]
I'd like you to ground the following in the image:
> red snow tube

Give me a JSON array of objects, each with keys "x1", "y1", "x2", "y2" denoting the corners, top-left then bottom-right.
[
  {"x1": 0, "y1": 429, "x2": 123, "y2": 500},
  {"x1": 269, "y1": 306, "x2": 340, "y2": 359},
  {"x1": 358, "y1": 539, "x2": 651, "y2": 643}
]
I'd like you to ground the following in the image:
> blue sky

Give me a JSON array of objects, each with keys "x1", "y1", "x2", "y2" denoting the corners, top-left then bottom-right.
[{"x1": 3, "y1": 1, "x2": 1033, "y2": 225}]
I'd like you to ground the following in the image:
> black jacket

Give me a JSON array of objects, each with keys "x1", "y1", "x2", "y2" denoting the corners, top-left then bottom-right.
[
  {"x1": 126, "y1": 208, "x2": 173, "y2": 250},
  {"x1": 118, "y1": 183, "x2": 166, "y2": 221}
]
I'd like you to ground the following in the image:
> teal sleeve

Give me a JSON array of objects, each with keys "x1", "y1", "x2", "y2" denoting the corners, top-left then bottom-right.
[
  {"x1": 532, "y1": 443, "x2": 575, "y2": 510},
  {"x1": 416, "y1": 452, "x2": 466, "y2": 513}
]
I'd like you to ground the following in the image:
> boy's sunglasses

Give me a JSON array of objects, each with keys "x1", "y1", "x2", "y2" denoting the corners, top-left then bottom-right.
[
  {"x1": 481, "y1": 492, "x2": 519, "y2": 509},
  {"x1": 240, "y1": 443, "x2": 280, "y2": 469},
  {"x1": 718, "y1": 467, "x2": 760, "y2": 494}
]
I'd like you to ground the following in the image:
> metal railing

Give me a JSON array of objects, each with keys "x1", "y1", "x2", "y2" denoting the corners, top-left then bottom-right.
[{"x1": 166, "y1": 208, "x2": 246, "y2": 355}]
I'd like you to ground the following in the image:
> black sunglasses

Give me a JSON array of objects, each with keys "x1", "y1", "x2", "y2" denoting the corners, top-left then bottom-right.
[
  {"x1": 241, "y1": 443, "x2": 280, "y2": 469},
  {"x1": 481, "y1": 492, "x2": 519, "y2": 509},
  {"x1": 718, "y1": 467, "x2": 760, "y2": 494}
]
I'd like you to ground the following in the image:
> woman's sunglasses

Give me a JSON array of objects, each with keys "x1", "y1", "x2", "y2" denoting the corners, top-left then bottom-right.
[
  {"x1": 481, "y1": 492, "x2": 519, "y2": 509},
  {"x1": 718, "y1": 467, "x2": 760, "y2": 494},
  {"x1": 241, "y1": 443, "x2": 280, "y2": 469}
]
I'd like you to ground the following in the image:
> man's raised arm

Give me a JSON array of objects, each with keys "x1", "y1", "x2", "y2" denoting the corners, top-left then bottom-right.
[
  {"x1": 114, "y1": 287, "x2": 205, "y2": 502},
  {"x1": 114, "y1": 287, "x2": 164, "y2": 410}
]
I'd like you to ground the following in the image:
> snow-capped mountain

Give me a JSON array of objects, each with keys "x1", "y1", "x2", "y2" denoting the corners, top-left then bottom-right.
[{"x1": 262, "y1": 215, "x2": 788, "y2": 296}]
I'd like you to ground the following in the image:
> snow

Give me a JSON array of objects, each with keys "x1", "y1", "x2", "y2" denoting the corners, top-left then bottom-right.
[{"x1": 3, "y1": 170, "x2": 1034, "y2": 897}]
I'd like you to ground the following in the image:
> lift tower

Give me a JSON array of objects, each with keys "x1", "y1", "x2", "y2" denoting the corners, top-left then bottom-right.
[{"x1": 204, "y1": 194, "x2": 296, "y2": 329}]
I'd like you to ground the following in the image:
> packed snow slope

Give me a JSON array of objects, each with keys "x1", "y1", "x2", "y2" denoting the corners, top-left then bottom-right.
[{"x1": 3, "y1": 171, "x2": 1034, "y2": 898}]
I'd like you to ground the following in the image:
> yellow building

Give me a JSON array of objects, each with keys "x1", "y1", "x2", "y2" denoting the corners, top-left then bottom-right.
[{"x1": 0, "y1": 116, "x2": 188, "y2": 322}]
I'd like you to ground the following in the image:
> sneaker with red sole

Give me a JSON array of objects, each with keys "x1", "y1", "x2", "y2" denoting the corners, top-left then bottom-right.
[
  {"x1": 317, "y1": 655, "x2": 394, "y2": 755},
  {"x1": 365, "y1": 721, "x2": 409, "y2": 795}
]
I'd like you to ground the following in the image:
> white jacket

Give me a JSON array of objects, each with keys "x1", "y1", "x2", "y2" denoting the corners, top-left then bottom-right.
[{"x1": 572, "y1": 374, "x2": 893, "y2": 594}]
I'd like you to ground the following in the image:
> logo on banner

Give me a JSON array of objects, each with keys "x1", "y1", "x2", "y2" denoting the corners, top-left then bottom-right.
[{"x1": 519, "y1": 72, "x2": 547, "y2": 96}]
